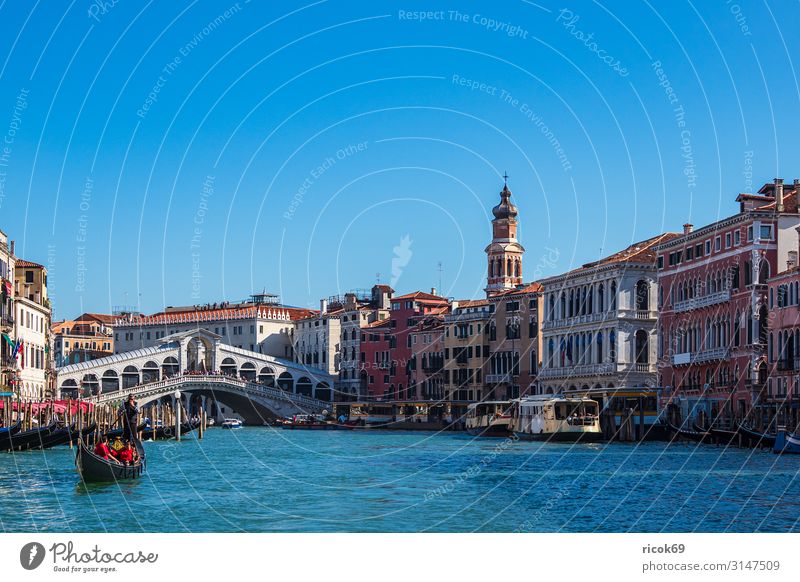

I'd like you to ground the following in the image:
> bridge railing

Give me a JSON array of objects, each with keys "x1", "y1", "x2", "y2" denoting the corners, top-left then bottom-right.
[{"x1": 94, "y1": 373, "x2": 329, "y2": 411}]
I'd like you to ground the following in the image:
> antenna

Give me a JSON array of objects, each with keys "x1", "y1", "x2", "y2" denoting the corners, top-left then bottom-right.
[
  {"x1": 375, "y1": 272, "x2": 381, "y2": 284},
  {"x1": 437, "y1": 261, "x2": 444, "y2": 292}
]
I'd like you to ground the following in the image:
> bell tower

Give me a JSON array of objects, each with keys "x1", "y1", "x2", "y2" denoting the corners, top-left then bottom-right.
[{"x1": 485, "y1": 175, "x2": 525, "y2": 294}]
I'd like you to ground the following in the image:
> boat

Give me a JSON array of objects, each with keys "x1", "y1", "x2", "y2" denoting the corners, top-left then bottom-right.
[
  {"x1": 568, "y1": 386, "x2": 666, "y2": 441},
  {"x1": 0, "y1": 420, "x2": 21, "y2": 436},
  {"x1": 774, "y1": 430, "x2": 800, "y2": 454},
  {"x1": 737, "y1": 422, "x2": 776, "y2": 448},
  {"x1": 465, "y1": 401, "x2": 513, "y2": 437},
  {"x1": 0, "y1": 420, "x2": 59, "y2": 452},
  {"x1": 280, "y1": 414, "x2": 340, "y2": 429},
  {"x1": 76, "y1": 436, "x2": 145, "y2": 483},
  {"x1": 220, "y1": 418, "x2": 243, "y2": 429},
  {"x1": 667, "y1": 421, "x2": 711, "y2": 444},
  {"x1": 510, "y1": 395, "x2": 602, "y2": 442},
  {"x1": 142, "y1": 420, "x2": 200, "y2": 439},
  {"x1": 694, "y1": 422, "x2": 739, "y2": 446},
  {"x1": 32, "y1": 422, "x2": 98, "y2": 450}
]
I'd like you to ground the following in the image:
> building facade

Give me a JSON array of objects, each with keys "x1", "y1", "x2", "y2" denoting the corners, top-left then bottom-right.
[
  {"x1": 409, "y1": 313, "x2": 446, "y2": 401},
  {"x1": 656, "y1": 179, "x2": 800, "y2": 425},
  {"x1": 112, "y1": 294, "x2": 315, "y2": 361},
  {"x1": 539, "y1": 233, "x2": 675, "y2": 395},
  {"x1": 443, "y1": 299, "x2": 492, "y2": 402},
  {"x1": 487, "y1": 282, "x2": 543, "y2": 400},
  {"x1": 52, "y1": 313, "x2": 115, "y2": 366},
  {"x1": 293, "y1": 299, "x2": 342, "y2": 378},
  {"x1": 338, "y1": 286, "x2": 392, "y2": 399},
  {"x1": 0, "y1": 230, "x2": 14, "y2": 392},
  {"x1": 13, "y1": 259, "x2": 51, "y2": 399}
]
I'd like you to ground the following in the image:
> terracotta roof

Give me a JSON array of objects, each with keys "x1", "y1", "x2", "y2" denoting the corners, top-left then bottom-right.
[
  {"x1": 578, "y1": 232, "x2": 680, "y2": 271},
  {"x1": 115, "y1": 305, "x2": 317, "y2": 326},
  {"x1": 455, "y1": 299, "x2": 489, "y2": 308},
  {"x1": 392, "y1": 291, "x2": 448, "y2": 303},
  {"x1": 79, "y1": 313, "x2": 117, "y2": 324},
  {"x1": 488, "y1": 282, "x2": 543, "y2": 298},
  {"x1": 364, "y1": 318, "x2": 392, "y2": 329},
  {"x1": 14, "y1": 259, "x2": 44, "y2": 269}
]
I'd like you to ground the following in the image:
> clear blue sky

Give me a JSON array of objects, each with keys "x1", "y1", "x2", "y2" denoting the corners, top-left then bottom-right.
[{"x1": 0, "y1": 0, "x2": 798, "y2": 319}]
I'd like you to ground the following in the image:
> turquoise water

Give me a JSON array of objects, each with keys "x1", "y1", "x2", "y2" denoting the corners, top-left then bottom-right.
[{"x1": 1, "y1": 428, "x2": 799, "y2": 532}]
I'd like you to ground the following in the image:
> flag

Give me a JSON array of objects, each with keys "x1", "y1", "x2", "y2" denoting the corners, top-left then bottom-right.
[
  {"x1": 566, "y1": 338, "x2": 573, "y2": 363},
  {"x1": 1, "y1": 333, "x2": 13, "y2": 348}
]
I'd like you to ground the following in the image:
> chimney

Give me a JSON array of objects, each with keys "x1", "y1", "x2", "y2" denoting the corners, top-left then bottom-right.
[
  {"x1": 451, "y1": 300, "x2": 459, "y2": 310},
  {"x1": 683, "y1": 223, "x2": 693, "y2": 235},
  {"x1": 776, "y1": 178, "x2": 785, "y2": 212},
  {"x1": 320, "y1": 298, "x2": 328, "y2": 314},
  {"x1": 430, "y1": 287, "x2": 437, "y2": 296},
  {"x1": 9, "y1": 240, "x2": 14, "y2": 256}
]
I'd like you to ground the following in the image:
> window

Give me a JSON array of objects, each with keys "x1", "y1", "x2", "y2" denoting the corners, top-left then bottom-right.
[
  {"x1": 696, "y1": 243, "x2": 703, "y2": 258},
  {"x1": 686, "y1": 247, "x2": 693, "y2": 261},
  {"x1": 705, "y1": 240, "x2": 711, "y2": 255},
  {"x1": 715, "y1": 236, "x2": 721, "y2": 251},
  {"x1": 725, "y1": 233, "x2": 731, "y2": 248},
  {"x1": 760, "y1": 225, "x2": 773, "y2": 240},
  {"x1": 747, "y1": 226, "x2": 753, "y2": 241},
  {"x1": 657, "y1": 256, "x2": 664, "y2": 269},
  {"x1": 25, "y1": 270, "x2": 33, "y2": 283}
]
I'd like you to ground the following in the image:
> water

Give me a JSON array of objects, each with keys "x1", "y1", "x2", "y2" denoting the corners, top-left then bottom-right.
[{"x1": 1, "y1": 428, "x2": 799, "y2": 532}]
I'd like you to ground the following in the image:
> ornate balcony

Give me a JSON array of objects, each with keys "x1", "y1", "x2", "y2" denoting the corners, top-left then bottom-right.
[
  {"x1": 671, "y1": 347, "x2": 730, "y2": 366},
  {"x1": 542, "y1": 311, "x2": 615, "y2": 330},
  {"x1": 486, "y1": 373, "x2": 518, "y2": 384},
  {"x1": 673, "y1": 289, "x2": 731, "y2": 313}
]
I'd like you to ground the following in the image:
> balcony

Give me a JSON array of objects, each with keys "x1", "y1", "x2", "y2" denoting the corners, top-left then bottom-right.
[
  {"x1": 673, "y1": 289, "x2": 730, "y2": 313},
  {"x1": 0, "y1": 313, "x2": 13, "y2": 328},
  {"x1": 446, "y1": 310, "x2": 490, "y2": 323},
  {"x1": 486, "y1": 372, "x2": 518, "y2": 384},
  {"x1": 542, "y1": 311, "x2": 614, "y2": 331},
  {"x1": 671, "y1": 347, "x2": 730, "y2": 366},
  {"x1": 539, "y1": 362, "x2": 617, "y2": 379},
  {"x1": 620, "y1": 309, "x2": 658, "y2": 321}
]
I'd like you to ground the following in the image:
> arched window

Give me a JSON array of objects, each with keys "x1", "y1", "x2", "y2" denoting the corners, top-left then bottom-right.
[
  {"x1": 598, "y1": 283, "x2": 605, "y2": 311},
  {"x1": 610, "y1": 281, "x2": 617, "y2": 310},
  {"x1": 506, "y1": 257, "x2": 512, "y2": 276},
  {"x1": 609, "y1": 330, "x2": 616, "y2": 362},
  {"x1": 596, "y1": 332, "x2": 603, "y2": 362}
]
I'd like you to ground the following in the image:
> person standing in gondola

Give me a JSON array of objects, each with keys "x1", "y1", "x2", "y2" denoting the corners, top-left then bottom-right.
[{"x1": 118, "y1": 395, "x2": 139, "y2": 442}]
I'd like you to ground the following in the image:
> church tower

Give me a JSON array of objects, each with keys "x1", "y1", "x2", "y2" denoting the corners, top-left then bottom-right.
[{"x1": 485, "y1": 178, "x2": 525, "y2": 294}]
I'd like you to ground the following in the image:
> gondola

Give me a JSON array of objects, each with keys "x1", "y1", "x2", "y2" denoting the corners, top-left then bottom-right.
[
  {"x1": 141, "y1": 420, "x2": 199, "y2": 440},
  {"x1": 76, "y1": 437, "x2": 145, "y2": 483},
  {"x1": 33, "y1": 422, "x2": 98, "y2": 450},
  {"x1": 667, "y1": 422, "x2": 711, "y2": 444},
  {"x1": 0, "y1": 420, "x2": 22, "y2": 436},
  {"x1": 0, "y1": 421, "x2": 59, "y2": 452},
  {"x1": 694, "y1": 422, "x2": 739, "y2": 446},
  {"x1": 737, "y1": 422, "x2": 777, "y2": 448}
]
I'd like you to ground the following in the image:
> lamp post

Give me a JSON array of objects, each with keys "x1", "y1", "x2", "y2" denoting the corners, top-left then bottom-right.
[{"x1": 174, "y1": 390, "x2": 181, "y2": 441}]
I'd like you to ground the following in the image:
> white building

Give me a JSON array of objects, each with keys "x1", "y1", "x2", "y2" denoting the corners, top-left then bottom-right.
[
  {"x1": 293, "y1": 299, "x2": 342, "y2": 377},
  {"x1": 14, "y1": 259, "x2": 51, "y2": 399},
  {"x1": 112, "y1": 293, "x2": 316, "y2": 363},
  {"x1": 538, "y1": 233, "x2": 678, "y2": 393}
]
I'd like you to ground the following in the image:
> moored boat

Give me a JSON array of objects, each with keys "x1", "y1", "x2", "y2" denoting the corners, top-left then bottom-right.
[
  {"x1": 465, "y1": 401, "x2": 512, "y2": 437},
  {"x1": 280, "y1": 414, "x2": 340, "y2": 429},
  {"x1": 737, "y1": 422, "x2": 777, "y2": 448},
  {"x1": 667, "y1": 421, "x2": 711, "y2": 444},
  {"x1": 774, "y1": 430, "x2": 800, "y2": 454},
  {"x1": 221, "y1": 418, "x2": 243, "y2": 429},
  {"x1": 510, "y1": 395, "x2": 602, "y2": 442},
  {"x1": 0, "y1": 420, "x2": 59, "y2": 452},
  {"x1": 76, "y1": 437, "x2": 145, "y2": 483}
]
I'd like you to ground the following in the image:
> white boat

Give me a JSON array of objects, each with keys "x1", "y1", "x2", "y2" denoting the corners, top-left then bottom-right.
[
  {"x1": 510, "y1": 395, "x2": 601, "y2": 442},
  {"x1": 465, "y1": 401, "x2": 513, "y2": 437},
  {"x1": 221, "y1": 418, "x2": 243, "y2": 429}
]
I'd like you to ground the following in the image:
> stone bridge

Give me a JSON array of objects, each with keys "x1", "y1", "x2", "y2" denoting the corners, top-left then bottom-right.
[{"x1": 55, "y1": 329, "x2": 335, "y2": 422}]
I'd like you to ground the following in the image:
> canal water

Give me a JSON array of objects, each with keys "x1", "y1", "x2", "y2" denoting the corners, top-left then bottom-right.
[{"x1": 1, "y1": 428, "x2": 798, "y2": 532}]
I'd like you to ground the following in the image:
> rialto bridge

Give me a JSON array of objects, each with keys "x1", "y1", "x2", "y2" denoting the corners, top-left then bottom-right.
[{"x1": 54, "y1": 329, "x2": 334, "y2": 422}]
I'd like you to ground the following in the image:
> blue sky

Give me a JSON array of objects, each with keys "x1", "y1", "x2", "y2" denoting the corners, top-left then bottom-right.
[{"x1": 0, "y1": 0, "x2": 798, "y2": 319}]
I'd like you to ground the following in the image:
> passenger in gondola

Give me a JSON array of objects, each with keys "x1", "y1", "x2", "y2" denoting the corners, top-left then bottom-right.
[
  {"x1": 117, "y1": 441, "x2": 138, "y2": 466},
  {"x1": 93, "y1": 436, "x2": 121, "y2": 464},
  {"x1": 118, "y1": 395, "x2": 140, "y2": 442}
]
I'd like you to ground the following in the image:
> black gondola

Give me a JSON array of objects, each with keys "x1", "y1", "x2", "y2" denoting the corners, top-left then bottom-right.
[
  {"x1": 0, "y1": 421, "x2": 59, "y2": 452},
  {"x1": 32, "y1": 422, "x2": 98, "y2": 450},
  {"x1": 76, "y1": 437, "x2": 145, "y2": 483},
  {"x1": 668, "y1": 422, "x2": 711, "y2": 444},
  {"x1": 705, "y1": 424, "x2": 740, "y2": 445},
  {"x1": 0, "y1": 420, "x2": 22, "y2": 436},
  {"x1": 141, "y1": 421, "x2": 198, "y2": 440},
  {"x1": 737, "y1": 422, "x2": 777, "y2": 448}
]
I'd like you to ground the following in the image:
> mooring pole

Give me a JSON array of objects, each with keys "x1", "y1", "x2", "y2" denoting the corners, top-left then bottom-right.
[{"x1": 174, "y1": 390, "x2": 181, "y2": 441}]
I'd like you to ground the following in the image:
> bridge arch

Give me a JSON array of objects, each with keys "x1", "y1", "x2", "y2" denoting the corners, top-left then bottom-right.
[
  {"x1": 277, "y1": 371, "x2": 293, "y2": 392},
  {"x1": 82, "y1": 373, "x2": 99, "y2": 396},
  {"x1": 186, "y1": 336, "x2": 214, "y2": 372},
  {"x1": 221, "y1": 357, "x2": 237, "y2": 376},
  {"x1": 315, "y1": 381, "x2": 331, "y2": 402},
  {"x1": 296, "y1": 376, "x2": 313, "y2": 398},
  {"x1": 162, "y1": 356, "x2": 179, "y2": 377},
  {"x1": 102, "y1": 369, "x2": 119, "y2": 393},
  {"x1": 240, "y1": 361, "x2": 257, "y2": 381},
  {"x1": 258, "y1": 366, "x2": 275, "y2": 386},
  {"x1": 142, "y1": 361, "x2": 160, "y2": 383},
  {"x1": 122, "y1": 365, "x2": 140, "y2": 389}
]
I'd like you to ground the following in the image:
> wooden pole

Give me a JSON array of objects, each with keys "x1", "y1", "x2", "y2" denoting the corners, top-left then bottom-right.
[{"x1": 175, "y1": 396, "x2": 181, "y2": 442}]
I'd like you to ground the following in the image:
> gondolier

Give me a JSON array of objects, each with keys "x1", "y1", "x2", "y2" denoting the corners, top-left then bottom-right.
[{"x1": 118, "y1": 395, "x2": 139, "y2": 441}]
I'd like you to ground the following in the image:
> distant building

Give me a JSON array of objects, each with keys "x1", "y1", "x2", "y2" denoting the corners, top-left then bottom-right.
[
  {"x1": 52, "y1": 313, "x2": 115, "y2": 366},
  {"x1": 0, "y1": 230, "x2": 15, "y2": 392},
  {"x1": 111, "y1": 293, "x2": 316, "y2": 361},
  {"x1": 539, "y1": 233, "x2": 675, "y2": 394},
  {"x1": 338, "y1": 286, "x2": 392, "y2": 400},
  {"x1": 13, "y1": 259, "x2": 51, "y2": 399},
  {"x1": 409, "y1": 310, "x2": 447, "y2": 401},
  {"x1": 293, "y1": 299, "x2": 342, "y2": 378},
  {"x1": 485, "y1": 180, "x2": 524, "y2": 294}
]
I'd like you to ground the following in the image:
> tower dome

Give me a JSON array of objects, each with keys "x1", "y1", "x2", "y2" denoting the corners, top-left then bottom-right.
[{"x1": 492, "y1": 184, "x2": 518, "y2": 219}]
